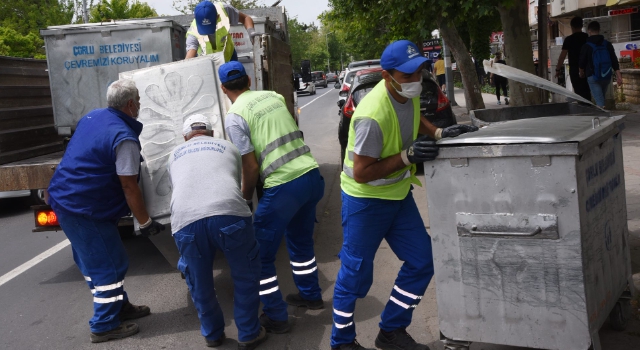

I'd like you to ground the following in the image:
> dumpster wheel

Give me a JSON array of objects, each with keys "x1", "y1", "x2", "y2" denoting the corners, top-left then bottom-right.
[
  {"x1": 608, "y1": 297, "x2": 632, "y2": 331},
  {"x1": 442, "y1": 338, "x2": 471, "y2": 350}
]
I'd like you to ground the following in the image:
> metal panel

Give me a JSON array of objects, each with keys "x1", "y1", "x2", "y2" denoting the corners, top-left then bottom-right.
[
  {"x1": 119, "y1": 53, "x2": 227, "y2": 228},
  {"x1": 41, "y1": 19, "x2": 185, "y2": 134}
]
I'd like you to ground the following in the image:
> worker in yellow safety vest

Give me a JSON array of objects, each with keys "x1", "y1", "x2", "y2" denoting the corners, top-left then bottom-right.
[
  {"x1": 330, "y1": 40, "x2": 478, "y2": 350},
  {"x1": 186, "y1": 1, "x2": 258, "y2": 62}
]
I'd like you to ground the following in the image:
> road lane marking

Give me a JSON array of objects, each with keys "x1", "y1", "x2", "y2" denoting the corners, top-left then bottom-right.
[
  {"x1": 0, "y1": 239, "x2": 70, "y2": 288},
  {"x1": 300, "y1": 89, "x2": 336, "y2": 110}
]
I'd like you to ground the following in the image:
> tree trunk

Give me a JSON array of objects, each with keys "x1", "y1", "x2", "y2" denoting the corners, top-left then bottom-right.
[
  {"x1": 497, "y1": 3, "x2": 541, "y2": 106},
  {"x1": 437, "y1": 18, "x2": 485, "y2": 111}
]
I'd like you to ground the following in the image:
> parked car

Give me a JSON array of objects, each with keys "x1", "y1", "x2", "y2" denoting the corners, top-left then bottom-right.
[
  {"x1": 337, "y1": 68, "x2": 455, "y2": 163},
  {"x1": 296, "y1": 74, "x2": 316, "y2": 95},
  {"x1": 326, "y1": 72, "x2": 339, "y2": 83},
  {"x1": 311, "y1": 71, "x2": 328, "y2": 88},
  {"x1": 338, "y1": 71, "x2": 345, "y2": 81},
  {"x1": 336, "y1": 60, "x2": 381, "y2": 105}
]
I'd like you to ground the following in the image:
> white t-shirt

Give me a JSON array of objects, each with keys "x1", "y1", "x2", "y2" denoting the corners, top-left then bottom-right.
[{"x1": 167, "y1": 136, "x2": 251, "y2": 233}]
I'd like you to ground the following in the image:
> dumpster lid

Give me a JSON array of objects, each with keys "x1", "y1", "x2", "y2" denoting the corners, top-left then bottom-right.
[
  {"x1": 483, "y1": 61, "x2": 603, "y2": 110},
  {"x1": 40, "y1": 19, "x2": 179, "y2": 35},
  {"x1": 438, "y1": 115, "x2": 624, "y2": 146}
]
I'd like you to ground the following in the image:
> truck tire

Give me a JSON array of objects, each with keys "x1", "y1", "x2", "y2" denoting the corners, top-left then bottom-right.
[
  {"x1": 30, "y1": 189, "x2": 46, "y2": 205},
  {"x1": 609, "y1": 299, "x2": 631, "y2": 331}
]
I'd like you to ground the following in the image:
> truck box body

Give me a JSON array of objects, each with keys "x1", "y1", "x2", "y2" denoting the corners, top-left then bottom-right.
[{"x1": 40, "y1": 19, "x2": 186, "y2": 136}]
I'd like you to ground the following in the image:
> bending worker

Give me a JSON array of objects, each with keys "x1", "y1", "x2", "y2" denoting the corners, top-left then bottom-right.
[
  {"x1": 48, "y1": 79, "x2": 165, "y2": 343},
  {"x1": 219, "y1": 61, "x2": 325, "y2": 334},
  {"x1": 168, "y1": 114, "x2": 265, "y2": 349},
  {"x1": 186, "y1": 0, "x2": 257, "y2": 62},
  {"x1": 330, "y1": 40, "x2": 477, "y2": 350}
]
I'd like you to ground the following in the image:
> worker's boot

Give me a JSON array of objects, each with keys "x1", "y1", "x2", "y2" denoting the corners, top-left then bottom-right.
[
  {"x1": 205, "y1": 332, "x2": 226, "y2": 347},
  {"x1": 374, "y1": 328, "x2": 430, "y2": 350},
  {"x1": 119, "y1": 301, "x2": 151, "y2": 321},
  {"x1": 331, "y1": 339, "x2": 375, "y2": 350},
  {"x1": 285, "y1": 293, "x2": 324, "y2": 309},
  {"x1": 238, "y1": 326, "x2": 267, "y2": 350},
  {"x1": 90, "y1": 323, "x2": 139, "y2": 343},
  {"x1": 259, "y1": 313, "x2": 291, "y2": 334}
]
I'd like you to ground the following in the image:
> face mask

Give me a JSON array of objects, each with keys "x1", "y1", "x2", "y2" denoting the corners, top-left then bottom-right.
[{"x1": 390, "y1": 75, "x2": 423, "y2": 99}]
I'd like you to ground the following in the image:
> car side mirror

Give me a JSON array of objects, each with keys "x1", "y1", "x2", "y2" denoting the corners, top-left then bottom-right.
[
  {"x1": 339, "y1": 90, "x2": 349, "y2": 97},
  {"x1": 337, "y1": 100, "x2": 345, "y2": 108},
  {"x1": 334, "y1": 82, "x2": 341, "y2": 89}
]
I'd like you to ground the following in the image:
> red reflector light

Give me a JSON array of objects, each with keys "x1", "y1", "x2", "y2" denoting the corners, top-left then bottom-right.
[
  {"x1": 436, "y1": 88, "x2": 450, "y2": 112},
  {"x1": 343, "y1": 97, "x2": 355, "y2": 118},
  {"x1": 36, "y1": 210, "x2": 59, "y2": 226}
]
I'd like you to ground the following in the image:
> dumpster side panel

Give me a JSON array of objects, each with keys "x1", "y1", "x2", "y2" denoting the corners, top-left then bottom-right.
[
  {"x1": 43, "y1": 23, "x2": 185, "y2": 134},
  {"x1": 120, "y1": 54, "x2": 227, "y2": 227},
  {"x1": 425, "y1": 154, "x2": 591, "y2": 350},
  {"x1": 576, "y1": 132, "x2": 631, "y2": 335}
]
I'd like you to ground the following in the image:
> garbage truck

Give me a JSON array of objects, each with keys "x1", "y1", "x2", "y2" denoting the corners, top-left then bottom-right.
[{"x1": 0, "y1": 12, "x2": 298, "y2": 264}]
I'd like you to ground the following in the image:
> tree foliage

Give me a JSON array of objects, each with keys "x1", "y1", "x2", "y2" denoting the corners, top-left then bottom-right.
[
  {"x1": 173, "y1": 0, "x2": 264, "y2": 15},
  {"x1": 89, "y1": 0, "x2": 157, "y2": 22},
  {"x1": 0, "y1": 27, "x2": 46, "y2": 59}
]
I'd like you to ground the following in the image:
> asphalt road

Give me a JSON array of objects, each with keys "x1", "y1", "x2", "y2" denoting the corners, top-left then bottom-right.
[{"x1": 1, "y1": 87, "x2": 639, "y2": 350}]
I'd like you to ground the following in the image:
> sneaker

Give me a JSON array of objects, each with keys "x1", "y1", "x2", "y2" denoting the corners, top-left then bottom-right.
[
  {"x1": 90, "y1": 323, "x2": 139, "y2": 343},
  {"x1": 332, "y1": 339, "x2": 375, "y2": 350},
  {"x1": 497, "y1": 100, "x2": 501, "y2": 105},
  {"x1": 238, "y1": 326, "x2": 267, "y2": 350},
  {"x1": 374, "y1": 328, "x2": 430, "y2": 350},
  {"x1": 259, "y1": 313, "x2": 291, "y2": 334},
  {"x1": 286, "y1": 293, "x2": 324, "y2": 310},
  {"x1": 505, "y1": 98, "x2": 509, "y2": 105},
  {"x1": 205, "y1": 332, "x2": 226, "y2": 347},
  {"x1": 119, "y1": 301, "x2": 151, "y2": 321}
]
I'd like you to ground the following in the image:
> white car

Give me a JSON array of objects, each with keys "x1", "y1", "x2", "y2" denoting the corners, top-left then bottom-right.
[{"x1": 297, "y1": 77, "x2": 316, "y2": 95}]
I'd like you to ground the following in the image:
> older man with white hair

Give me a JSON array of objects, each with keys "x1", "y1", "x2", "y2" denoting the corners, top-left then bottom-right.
[
  {"x1": 167, "y1": 114, "x2": 265, "y2": 349},
  {"x1": 48, "y1": 79, "x2": 165, "y2": 343}
]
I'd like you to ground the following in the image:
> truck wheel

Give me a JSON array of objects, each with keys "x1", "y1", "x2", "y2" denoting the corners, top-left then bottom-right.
[
  {"x1": 609, "y1": 299, "x2": 631, "y2": 331},
  {"x1": 30, "y1": 189, "x2": 46, "y2": 205}
]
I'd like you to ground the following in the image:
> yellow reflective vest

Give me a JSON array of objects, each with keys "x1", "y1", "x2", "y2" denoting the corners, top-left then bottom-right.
[{"x1": 186, "y1": 2, "x2": 235, "y2": 62}]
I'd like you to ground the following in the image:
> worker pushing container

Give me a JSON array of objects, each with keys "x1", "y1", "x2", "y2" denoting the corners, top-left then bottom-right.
[
  {"x1": 40, "y1": 19, "x2": 186, "y2": 136},
  {"x1": 425, "y1": 63, "x2": 635, "y2": 350}
]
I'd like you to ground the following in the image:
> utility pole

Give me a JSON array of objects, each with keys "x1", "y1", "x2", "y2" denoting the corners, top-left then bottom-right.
[
  {"x1": 442, "y1": 39, "x2": 457, "y2": 106},
  {"x1": 326, "y1": 32, "x2": 333, "y2": 72}
]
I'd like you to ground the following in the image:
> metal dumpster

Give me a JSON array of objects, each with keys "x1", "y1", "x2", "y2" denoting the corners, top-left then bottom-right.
[
  {"x1": 40, "y1": 19, "x2": 186, "y2": 136},
  {"x1": 424, "y1": 115, "x2": 634, "y2": 350}
]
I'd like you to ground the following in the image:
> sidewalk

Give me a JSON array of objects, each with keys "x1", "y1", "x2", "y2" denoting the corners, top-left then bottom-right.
[{"x1": 449, "y1": 87, "x2": 503, "y2": 121}]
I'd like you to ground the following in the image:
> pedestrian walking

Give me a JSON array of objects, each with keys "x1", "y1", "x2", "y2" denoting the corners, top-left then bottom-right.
[
  {"x1": 555, "y1": 16, "x2": 591, "y2": 101},
  {"x1": 490, "y1": 52, "x2": 509, "y2": 105},
  {"x1": 168, "y1": 114, "x2": 266, "y2": 349},
  {"x1": 219, "y1": 61, "x2": 326, "y2": 334},
  {"x1": 579, "y1": 20, "x2": 623, "y2": 108},
  {"x1": 47, "y1": 79, "x2": 165, "y2": 343},
  {"x1": 186, "y1": 1, "x2": 258, "y2": 61},
  {"x1": 433, "y1": 56, "x2": 446, "y2": 92},
  {"x1": 330, "y1": 40, "x2": 477, "y2": 350}
]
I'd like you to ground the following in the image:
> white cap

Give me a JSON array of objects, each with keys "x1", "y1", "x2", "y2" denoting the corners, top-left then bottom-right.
[{"x1": 182, "y1": 114, "x2": 212, "y2": 135}]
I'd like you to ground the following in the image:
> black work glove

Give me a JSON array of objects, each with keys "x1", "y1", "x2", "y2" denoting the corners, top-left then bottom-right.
[
  {"x1": 441, "y1": 124, "x2": 479, "y2": 138},
  {"x1": 140, "y1": 220, "x2": 165, "y2": 237},
  {"x1": 402, "y1": 136, "x2": 439, "y2": 164}
]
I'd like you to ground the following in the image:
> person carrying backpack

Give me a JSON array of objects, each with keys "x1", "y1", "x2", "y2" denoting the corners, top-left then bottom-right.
[{"x1": 579, "y1": 20, "x2": 622, "y2": 108}]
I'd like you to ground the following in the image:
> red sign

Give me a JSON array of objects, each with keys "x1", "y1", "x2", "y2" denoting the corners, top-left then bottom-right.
[
  {"x1": 491, "y1": 32, "x2": 504, "y2": 44},
  {"x1": 608, "y1": 7, "x2": 638, "y2": 16}
]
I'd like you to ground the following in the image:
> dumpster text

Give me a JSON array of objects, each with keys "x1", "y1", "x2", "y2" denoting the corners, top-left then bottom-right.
[
  {"x1": 585, "y1": 173, "x2": 621, "y2": 212},
  {"x1": 65, "y1": 42, "x2": 158, "y2": 70},
  {"x1": 585, "y1": 149, "x2": 615, "y2": 185}
]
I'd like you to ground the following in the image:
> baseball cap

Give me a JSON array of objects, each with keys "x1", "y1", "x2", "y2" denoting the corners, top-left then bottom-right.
[
  {"x1": 194, "y1": 1, "x2": 217, "y2": 35},
  {"x1": 218, "y1": 61, "x2": 247, "y2": 83},
  {"x1": 182, "y1": 114, "x2": 212, "y2": 135},
  {"x1": 380, "y1": 40, "x2": 428, "y2": 74}
]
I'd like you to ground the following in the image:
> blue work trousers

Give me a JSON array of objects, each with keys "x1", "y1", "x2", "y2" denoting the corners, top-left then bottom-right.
[
  {"x1": 174, "y1": 215, "x2": 261, "y2": 342},
  {"x1": 330, "y1": 190, "x2": 434, "y2": 348},
  {"x1": 587, "y1": 75, "x2": 610, "y2": 107},
  {"x1": 56, "y1": 211, "x2": 129, "y2": 333},
  {"x1": 254, "y1": 168, "x2": 325, "y2": 321}
]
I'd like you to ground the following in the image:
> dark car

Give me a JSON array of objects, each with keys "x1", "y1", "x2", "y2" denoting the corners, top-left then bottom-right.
[
  {"x1": 311, "y1": 71, "x2": 328, "y2": 88},
  {"x1": 326, "y1": 72, "x2": 339, "y2": 83},
  {"x1": 337, "y1": 68, "x2": 455, "y2": 163}
]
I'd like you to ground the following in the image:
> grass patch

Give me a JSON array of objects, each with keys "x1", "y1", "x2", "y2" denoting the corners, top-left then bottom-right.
[{"x1": 454, "y1": 81, "x2": 496, "y2": 95}]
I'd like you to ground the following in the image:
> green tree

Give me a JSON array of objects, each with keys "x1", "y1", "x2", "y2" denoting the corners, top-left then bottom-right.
[
  {"x1": 173, "y1": 0, "x2": 264, "y2": 15},
  {"x1": 89, "y1": 0, "x2": 157, "y2": 22},
  {"x1": 0, "y1": 27, "x2": 46, "y2": 59}
]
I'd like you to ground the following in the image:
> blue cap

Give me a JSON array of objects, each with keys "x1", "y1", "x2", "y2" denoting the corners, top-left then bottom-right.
[
  {"x1": 219, "y1": 61, "x2": 247, "y2": 83},
  {"x1": 380, "y1": 40, "x2": 428, "y2": 74},
  {"x1": 194, "y1": 1, "x2": 217, "y2": 35}
]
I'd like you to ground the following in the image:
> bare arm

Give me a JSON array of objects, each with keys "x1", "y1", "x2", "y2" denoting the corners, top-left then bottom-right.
[
  {"x1": 352, "y1": 153, "x2": 406, "y2": 184},
  {"x1": 119, "y1": 175, "x2": 150, "y2": 224},
  {"x1": 556, "y1": 50, "x2": 568, "y2": 77},
  {"x1": 185, "y1": 49, "x2": 197, "y2": 59},
  {"x1": 241, "y1": 152, "x2": 260, "y2": 201},
  {"x1": 238, "y1": 12, "x2": 254, "y2": 30},
  {"x1": 419, "y1": 117, "x2": 438, "y2": 139}
]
